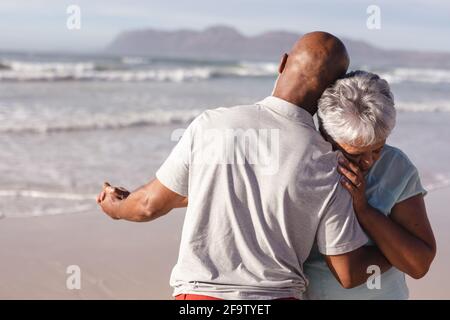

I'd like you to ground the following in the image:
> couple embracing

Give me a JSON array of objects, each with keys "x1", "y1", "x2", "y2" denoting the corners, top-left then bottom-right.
[{"x1": 97, "y1": 32, "x2": 436, "y2": 300}]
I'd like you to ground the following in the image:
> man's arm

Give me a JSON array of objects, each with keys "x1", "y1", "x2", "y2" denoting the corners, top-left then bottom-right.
[
  {"x1": 324, "y1": 246, "x2": 391, "y2": 289},
  {"x1": 97, "y1": 179, "x2": 187, "y2": 222}
]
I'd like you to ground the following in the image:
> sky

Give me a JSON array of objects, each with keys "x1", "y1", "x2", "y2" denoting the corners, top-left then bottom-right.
[{"x1": 0, "y1": 0, "x2": 449, "y2": 53}]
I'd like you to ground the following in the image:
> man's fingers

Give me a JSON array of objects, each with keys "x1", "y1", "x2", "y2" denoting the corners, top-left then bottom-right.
[
  {"x1": 114, "y1": 187, "x2": 130, "y2": 199},
  {"x1": 96, "y1": 191, "x2": 106, "y2": 203},
  {"x1": 105, "y1": 186, "x2": 115, "y2": 194},
  {"x1": 102, "y1": 182, "x2": 130, "y2": 201},
  {"x1": 106, "y1": 182, "x2": 130, "y2": 197},
  {"x1": 103, "y1": 182, "x2": 117, "y2": 194}
]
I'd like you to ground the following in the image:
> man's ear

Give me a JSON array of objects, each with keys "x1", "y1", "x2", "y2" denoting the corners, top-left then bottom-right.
[{"x1": 278, "y1": 53, "x2": 288, "y2": 74}]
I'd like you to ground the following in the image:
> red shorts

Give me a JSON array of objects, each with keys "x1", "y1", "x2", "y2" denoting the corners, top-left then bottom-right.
[
  {"x1": 175, "y1": 294, "x2": 222, "y2": 300},
  {"x1": 175, "y1": 294, "x2": 298, "y2": 300}
]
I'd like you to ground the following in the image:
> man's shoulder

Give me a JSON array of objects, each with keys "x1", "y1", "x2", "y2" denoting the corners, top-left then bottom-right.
[
  {"x1": 202, "y1": 103, "x2": 261, "y2": 118},
  {"x1": 192, "y1": 103, "x2": 265, "y2": 128}
]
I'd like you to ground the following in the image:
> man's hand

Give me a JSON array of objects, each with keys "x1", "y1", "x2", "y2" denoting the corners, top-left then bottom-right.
[
  {"x1": 96, "y1": 179, "x2": 187, "y2": 223},
  {"x1": 96, "y1": 182, "x2": 130, "y2": 219}
]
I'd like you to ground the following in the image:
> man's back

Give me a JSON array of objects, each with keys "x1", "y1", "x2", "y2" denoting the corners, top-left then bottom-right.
[{"x1": 157, "y1": 96, "x2": 367, "y2": 300}]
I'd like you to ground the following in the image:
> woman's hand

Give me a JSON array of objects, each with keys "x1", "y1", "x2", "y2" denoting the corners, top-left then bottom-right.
[
  {"x1": 337, "y1": 157, "x2": 436, "y2": 279},
  {"x1": 337, "y1": 155, "x2": 369, "y2": 215}
]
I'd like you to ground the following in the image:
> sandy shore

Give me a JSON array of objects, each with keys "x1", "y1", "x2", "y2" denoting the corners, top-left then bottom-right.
[
  {"x1": 406, "y1": 188, "x2": 450, "y2": 299},
  {"x1": 0, "y1": 208, "x2": 185, "y2": 299},
  {"x1": 0, "y1": 189, "x2": 448, "y2": 299}
]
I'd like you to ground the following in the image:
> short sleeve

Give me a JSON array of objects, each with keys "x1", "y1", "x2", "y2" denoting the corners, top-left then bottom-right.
[
  {"x1": 396, "y1": 166, "x2": 427, "y2": 203},
  {"x1": 316, "y1": 181, "x2": 368, "y2": 255},
  {"x1": 155, "y1": 120, "x2": 196, "y2": 197}
]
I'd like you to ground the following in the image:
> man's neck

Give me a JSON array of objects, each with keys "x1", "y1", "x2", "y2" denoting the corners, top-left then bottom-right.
[{"x1": 272, "y1": 92, "x2": 317, "y2": 116}]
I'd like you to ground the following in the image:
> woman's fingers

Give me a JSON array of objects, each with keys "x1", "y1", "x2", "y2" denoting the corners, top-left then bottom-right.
[
  {"x1": 338, "y1": 156, "x2": 364, "y2": 188},
  {"x1": 338, "y1": 164, "x2": 360, "y2": 187},
  {"x1": 338, "y1": 156, "x2": 362, "y2": 178},
  {"x1": 347, "y1": 161, "x2": 362, "y2": 178},
  {"x1": 340, "y1": 177, "x2": 355, "y2": 195}
]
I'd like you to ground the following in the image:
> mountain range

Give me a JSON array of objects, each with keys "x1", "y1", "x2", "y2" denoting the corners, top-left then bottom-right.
[{"x1": 107, "y1": 25, "x2": 450, "y2": 68}]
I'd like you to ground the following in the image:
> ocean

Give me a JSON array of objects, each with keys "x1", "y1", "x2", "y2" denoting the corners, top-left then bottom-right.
[{"x1": 1, "y1": 51, "x2": 449, "y2": 218}]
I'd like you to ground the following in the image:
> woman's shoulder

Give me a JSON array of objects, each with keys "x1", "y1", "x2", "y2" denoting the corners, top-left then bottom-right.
[
  {"x1": 369, "y1": 144, "x2": 419, "y2": 186},
  {"x1": 367, "y1": 144, "x2": 426, "y2": 208},
  {"x1": 377, "y1": 144, "x2": 415, "y2": 170}
]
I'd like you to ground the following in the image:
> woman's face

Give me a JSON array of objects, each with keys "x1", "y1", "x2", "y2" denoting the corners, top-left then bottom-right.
[{"x1": 333, "y1": 139, "x2": 385, "y2": 175}]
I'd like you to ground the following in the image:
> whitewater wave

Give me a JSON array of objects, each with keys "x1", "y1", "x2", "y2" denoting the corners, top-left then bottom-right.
[
  {"x1": 0, "y1": 108, "x2": 202, "y2": 133},
  {"x1": 2, "y1": 58, "x2": 450, "y2": 84},
  {"x1": 121, "y1": 56, "x2": 148, "y2": 65},
  {"x1": 2, "y1": 172, "x2": 449, "y2": 219},
  {"x1": 0, "y1": 189, "x2": 97, "y2": 218},
  {"x1": 378, "y1": 67, "x2": 450, "y2": 84},
  {"x1": 424, "y1": 174, "x2": 450, "y2": 192},
  {"x1": 395, "y1": 100, "x2": 450, "y2": 112},
  {"x1": 0, "y1": 189, "x2": 95, "y2": 200},
  {"x1": 1, "y1": 99, "x2": 450, "y2": 135},
  {"x1": 0, "y1": 59, "x2": 278, "y2": 82}
]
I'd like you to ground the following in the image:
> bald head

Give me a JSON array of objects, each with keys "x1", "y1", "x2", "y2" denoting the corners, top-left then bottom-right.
[{"x1": 273, "y1": 31, "x2": 349, "y2": 114}]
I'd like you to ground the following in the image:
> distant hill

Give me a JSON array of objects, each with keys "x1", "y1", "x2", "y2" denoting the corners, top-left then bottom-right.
[{"x1": 107, "y1": 25, "x2": 450, "y2": 68}]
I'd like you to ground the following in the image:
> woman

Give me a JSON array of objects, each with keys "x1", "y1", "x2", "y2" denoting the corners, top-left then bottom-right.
[{"x1": 303, "y1": 70, "x2": 436, "y2": 300}]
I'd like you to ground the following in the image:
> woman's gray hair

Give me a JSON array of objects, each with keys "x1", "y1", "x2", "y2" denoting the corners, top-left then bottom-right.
[{"x1": 317, "y1": 70, "x2": 396, "y2": 147}]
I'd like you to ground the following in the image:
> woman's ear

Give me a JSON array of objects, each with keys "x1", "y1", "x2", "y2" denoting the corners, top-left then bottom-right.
[{"x1": 278, "y1": 53, "x2": 288, "y2": 74}]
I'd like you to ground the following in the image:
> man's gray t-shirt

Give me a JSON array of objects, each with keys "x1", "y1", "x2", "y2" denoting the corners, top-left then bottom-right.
[{"x1": 156, "y1": 96, "x2": 368, "y2": 300}]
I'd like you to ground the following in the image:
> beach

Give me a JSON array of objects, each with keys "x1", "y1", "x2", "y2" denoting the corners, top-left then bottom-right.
[
  {"x1": 407, "y1": 188, "x2": 450, "y2": 299},
  {"x1": 0, "y1": 188, "x2": 448, "y2": 299},
  {"x1": 1, "y1": 52, "x2": 450, "y2": 299},
  {"x1": 0, "y1": 208, "x2": 185, "y2": 299}
]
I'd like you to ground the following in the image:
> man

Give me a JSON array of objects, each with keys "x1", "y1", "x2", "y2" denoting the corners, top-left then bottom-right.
[{"x1": 97, "y1": 32, "x2": 391, "y2": 300}]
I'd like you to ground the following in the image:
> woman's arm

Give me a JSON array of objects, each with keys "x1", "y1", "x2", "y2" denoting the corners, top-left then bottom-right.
[
  {"x1": 354, "y1": 195, "x2": 435, "y2": 279},
  {"x1": 338, "y1": 157, "x2": 437, "y2": 279}
]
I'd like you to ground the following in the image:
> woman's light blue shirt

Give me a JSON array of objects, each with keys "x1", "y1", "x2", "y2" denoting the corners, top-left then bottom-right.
[{"x1": 303, "y1": 144, "x2": 427, "y2": 300}]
